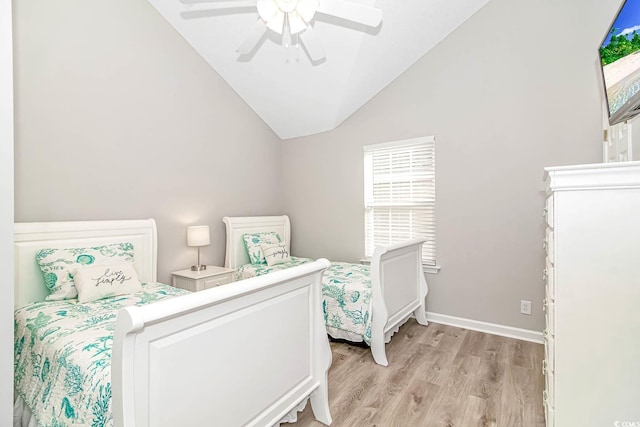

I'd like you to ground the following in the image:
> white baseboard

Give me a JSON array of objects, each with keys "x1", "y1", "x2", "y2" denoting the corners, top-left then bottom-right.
[{"x1": 425, "y1": 311, "x2": 543, "y2": 344}]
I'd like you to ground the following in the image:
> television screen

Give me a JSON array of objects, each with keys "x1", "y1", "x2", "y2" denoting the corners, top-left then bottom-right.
[{"x1": 600, "y1": 0, "x2": 640, "y2": 125}]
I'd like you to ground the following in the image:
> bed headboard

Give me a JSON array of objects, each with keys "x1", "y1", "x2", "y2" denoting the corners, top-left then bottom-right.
[
  {"x1": 14, "y1": 219, "x2": 157, "y2": 308},
  {"x1": 223, "y1": 216, "x2": 291, "y2": 269}
]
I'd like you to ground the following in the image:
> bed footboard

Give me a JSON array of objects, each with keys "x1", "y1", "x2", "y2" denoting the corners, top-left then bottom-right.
[
  {"x1": 370, "y1": 238, "x2": 428, "y2": 366},
  {"x1": 112, "y1": 260, "x2": 332, "y2": 427}
]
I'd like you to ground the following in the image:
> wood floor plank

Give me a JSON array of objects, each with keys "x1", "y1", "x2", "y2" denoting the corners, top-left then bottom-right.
[
  {"x1": 289, "y1": 320, "x2": 544, "y2": 427},
  {"x1": 419, "y1": 322, "x2": 448, "y2": 347},
  {"x1": 458, "y1": 329, "x2": 487, "y2": 358},
  {"x1": 387, "y1": 379, "x2": 440, "y2": 426},
  {"x1": 510, "y1": 339, "x2": 538, "y2": 370},
  {"x1": 434, "y1": 325, "x2": 467, "y2": 355},
  {"x1": 419, "y1": 347, "x2": 457, "y2": 387},
  {"x1": 341, "y1": 343, "x2": 436, "y2": 426},
  {"x1": 460, "y1": 395, "x2": 497, "y2": 427},
  {"x1": 422, "y1": 354, "x2": 479, "y2": 427}
]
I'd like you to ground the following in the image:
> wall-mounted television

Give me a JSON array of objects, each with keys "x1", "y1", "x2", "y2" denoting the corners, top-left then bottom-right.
[{"x1": 600, "y1": 0, "x2": 640, "y2": 125}]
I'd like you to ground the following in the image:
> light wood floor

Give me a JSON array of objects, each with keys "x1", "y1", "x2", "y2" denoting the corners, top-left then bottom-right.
[{"x1": 290, "y1": 319, "x2": 545, "y2": 427}]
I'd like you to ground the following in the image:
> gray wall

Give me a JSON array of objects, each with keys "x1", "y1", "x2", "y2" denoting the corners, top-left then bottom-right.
[
  {"x1": 13, "y1": 0, "x2": 282, "y2": 284},
  {"x1": 281, "y1": 0, "x2": 621, "y2": 332},
  {"x1": 12, "y1": 0, "x2": 622, "y2": 334},
  {"x1": 1, "y1": 0, "x2": 14, "y2": 421}
]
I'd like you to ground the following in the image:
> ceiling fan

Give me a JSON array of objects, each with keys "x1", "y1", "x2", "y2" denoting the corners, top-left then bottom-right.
[{"x1": 180, "y1": 0, "x2": 383, "y2": 62}]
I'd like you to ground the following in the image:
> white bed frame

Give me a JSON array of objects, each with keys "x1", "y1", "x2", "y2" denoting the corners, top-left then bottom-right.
[
  {"x1": 223, "y1": 215, "x2": 429, "y2": 366},
  {"x1": 14, "y1": 218, "x2": 332, "y2": 427}
]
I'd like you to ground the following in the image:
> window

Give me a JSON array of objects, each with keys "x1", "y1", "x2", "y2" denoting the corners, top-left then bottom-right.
[{"x1": 363, "y1": 136, "x2": 436, "y2": 267}]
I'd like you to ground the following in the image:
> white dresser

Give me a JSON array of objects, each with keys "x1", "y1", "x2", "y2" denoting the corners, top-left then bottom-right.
[{"x1": 543, "y1": 161, "x2": 640, "y2": 427}]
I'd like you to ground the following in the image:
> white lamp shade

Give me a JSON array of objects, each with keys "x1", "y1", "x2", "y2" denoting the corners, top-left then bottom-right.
[{"x1": 187, "y1": 225, "x2": 210, "y2": 247}]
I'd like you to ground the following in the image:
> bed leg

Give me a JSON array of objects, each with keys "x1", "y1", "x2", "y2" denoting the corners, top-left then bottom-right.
[
  {"x1": 415, "y1": 272, "x2": 429, "y2": 326},
  {"x1": 310, "y1": 377, "x2": 332, "y2": 426},
  {"x1": 414, "y1": 306, "x2": 428, "y2": 326},
  {"x1": 371, "y1": 338, "x2": 389, "y2": 366}
]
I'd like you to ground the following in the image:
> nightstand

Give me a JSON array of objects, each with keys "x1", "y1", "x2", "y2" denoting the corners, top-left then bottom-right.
[{"x1": 171, "y1": 266, "x2": 235, "y2": 292}]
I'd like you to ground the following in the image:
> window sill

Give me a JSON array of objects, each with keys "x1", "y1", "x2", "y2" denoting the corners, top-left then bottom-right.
[
  {"x1": 423, "y1": 265, "x2": 441, "y2": 274},
  {"x1": 359, "y1": 258, "x2": 440, "y2": 274}
]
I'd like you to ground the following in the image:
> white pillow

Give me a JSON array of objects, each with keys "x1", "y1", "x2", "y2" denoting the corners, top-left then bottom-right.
[
  {"x1": 261, "y1": 243, "x2": 291, "y2": 266},
  {"x1": 242, "y1": 232, "x2": 282, "y2": 264},
  {"x1": 36, "y1": 242, "x2": 135, "y2": 300},
  {"x1": 73, "y1": 262, "x2": 143, "y2": 303}
]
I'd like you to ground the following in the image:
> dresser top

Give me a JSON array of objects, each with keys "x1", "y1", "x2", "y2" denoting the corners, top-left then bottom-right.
[{"x1": 545, "y1": 161, "x2": 640, "y2": 191}]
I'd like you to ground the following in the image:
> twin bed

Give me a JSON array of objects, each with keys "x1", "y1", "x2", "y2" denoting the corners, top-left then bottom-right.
[
  {"x1": 13, "y1": 219, "x2": 332, "y2": 427},
  {"x1": 13, "y1": 215, "x2": 429, "y2": 427},
  {"x1": 223, "y1": 215, "x2": 429, "y2": 367}
]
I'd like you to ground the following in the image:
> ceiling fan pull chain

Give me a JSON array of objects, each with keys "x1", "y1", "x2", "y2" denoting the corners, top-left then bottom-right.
[{"x1": 283, "y1": 16, "x2": 292, "y2": 63}]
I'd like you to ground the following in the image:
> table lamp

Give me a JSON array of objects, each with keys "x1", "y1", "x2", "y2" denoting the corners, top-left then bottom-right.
[{"x1": 187, "y1": 225, "x2": 210, "y2": 271}]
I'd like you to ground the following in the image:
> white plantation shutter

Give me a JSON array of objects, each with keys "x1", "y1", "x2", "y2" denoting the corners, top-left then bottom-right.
[{"x1": 364, "y1": 136, "x2": 436, "y2": 266}]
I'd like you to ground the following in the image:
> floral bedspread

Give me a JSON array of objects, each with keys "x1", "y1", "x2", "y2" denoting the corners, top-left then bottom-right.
[
  {"x1": 14, "y1": 282, "x2": 189, "y2": 427},
  {"x1": 239, "y1": 257, "x2": 373, "y2": 344}
]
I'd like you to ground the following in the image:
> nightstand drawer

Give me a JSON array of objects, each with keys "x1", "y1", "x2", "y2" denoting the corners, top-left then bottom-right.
[
  {"x1": 203, "y1": 273, "x2": 233, "y2": 289},
  {"x1": 172, "y1": 276, "x2": 199, "y2": 292},
  {"x1": 171, "y1": 266, "x2": 236, "y2": 292}
]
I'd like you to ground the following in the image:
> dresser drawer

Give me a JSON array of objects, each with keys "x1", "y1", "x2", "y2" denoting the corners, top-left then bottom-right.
[
  {"x1": 544, "y1": 195, "x2": 554, "y2": 228},
  {"x1": 544, "y1": 228, "x2": 554, "y2": 263},
  {"x1": 544, "y1": 293, "x2": 555, "y2": 337},
  {"x1": 543, "y1": 329, "x2": 555, "y2": 372},
  {"x1": 544, "y1": 369, "x2": 555, "y2": 411},
  {"x1": 203, "y1": 273, "x2": 233, "y2": 289},
  {"x1": 544, "y1": 257, "x2": 555, "y2": 299},
  {"x1": 544, "y1": 395, "x2": 554, "y2": 427}
]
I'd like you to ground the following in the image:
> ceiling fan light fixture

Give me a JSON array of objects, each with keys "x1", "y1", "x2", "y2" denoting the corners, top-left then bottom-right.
[
  {"x1": 275, "y1": 0, "x2": 298, "y2": 13},
  {"x1": 288, "y1": 12, "x2": 307, "y2": 34},
  {"x1": 266, "y1": 12, "x2": 285, "y2": 33},
  {"x1": 190, "y1": 0, "x2": 382, "y2": 63},
  {"x1": 257, "y1": 0, "x2": 279, "y2": 21},
  {"x1": 296, "y1": 0, "x2": 319, "y2": 22},
  {"x1": 257, "y1": 0, "x2": 319, "y2": 35}
]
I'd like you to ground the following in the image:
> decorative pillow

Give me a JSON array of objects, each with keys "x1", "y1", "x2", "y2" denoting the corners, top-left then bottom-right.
[
  {"x1": 261, "y1": 242, "x2": 291, "y2": 266},
  {"x1": 242, "y1": 232, "x2": 282, "y2": 264},
  {"x1": 35, "y1": 242, "x2": 135, "y2": 300},
  {"x1": 73, "y1": 262, "x2": 143, "y2": 303}
]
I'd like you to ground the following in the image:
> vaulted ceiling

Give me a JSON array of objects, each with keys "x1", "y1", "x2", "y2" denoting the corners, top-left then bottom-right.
[{"x1": 148, "y1": 0, "x2": 491, "y2": 139}]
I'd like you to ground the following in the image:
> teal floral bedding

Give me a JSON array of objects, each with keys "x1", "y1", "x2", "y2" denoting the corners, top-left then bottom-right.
[
  {"x1": 239, "y1": 257, "x2": 373, "y2": 344},
  {"x1": 14, "y1": 282, "x2": 189, "y2": 427}
]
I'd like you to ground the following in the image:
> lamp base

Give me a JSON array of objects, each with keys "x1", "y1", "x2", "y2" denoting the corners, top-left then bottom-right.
[{"x1": 191, "y1": 265, "x2": 207, "y2": 271}]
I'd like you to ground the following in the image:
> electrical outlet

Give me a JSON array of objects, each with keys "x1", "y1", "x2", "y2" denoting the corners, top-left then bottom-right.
[{"x1": 520, "y1": 300, "x2": 532, "y2": 315}]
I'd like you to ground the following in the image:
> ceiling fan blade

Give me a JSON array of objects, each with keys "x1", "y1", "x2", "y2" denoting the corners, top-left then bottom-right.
[
  {"x1": 181, "y1": 0, "x2": 253, "y2": 5},
  {"x1": 316, "y1": 0, "x2": 382, "y2": 28},
  {"x1": 237, "y1": 19, "x2": 268, "y2": 55},
  {"x1": 299, "y1": 26, "x2": 326, "y2": 61},
  {"x1": 181, "y1": 0, "x2": 255, "y2": 11}
]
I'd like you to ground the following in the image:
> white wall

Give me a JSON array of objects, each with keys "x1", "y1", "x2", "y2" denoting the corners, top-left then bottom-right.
[
  {"x1": 13, "y1": 0, "x2": 283, "y2": 283},
  {"x1": 1, "y1": 0, "x2": 14, "y2": 421},
  {"x1": 281, "y1": 0, "x2": 621, "y2": 332}
]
